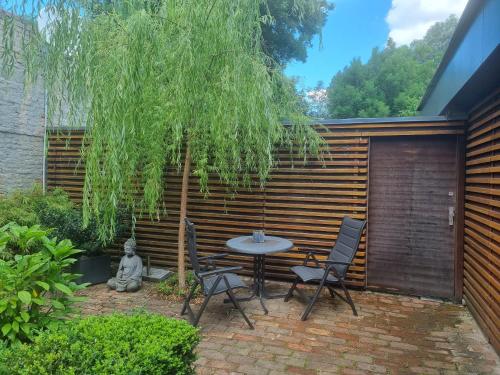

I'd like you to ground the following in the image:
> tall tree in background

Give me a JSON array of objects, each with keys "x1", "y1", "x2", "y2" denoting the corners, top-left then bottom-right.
[
  {"x1": 261, "y1": 0, "x2": 333, "y2": 66},
  {"x1": 1, "y1": 0, "x2": 324, "y2": 288},
  {"x1": 327, "y1": 15, "x2": 458, "y2": 118},
  {"x1": 86, "y1": 0, "x2": 334, "y2": 66}
]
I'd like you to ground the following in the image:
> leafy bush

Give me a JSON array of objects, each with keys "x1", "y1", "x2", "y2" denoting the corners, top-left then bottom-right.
[
  {"x1": 0, "y1": 223, "x2": 86, "y2": 345},
  {"x1": 0, "y1": 185, "x2": 49, "y2": 227},
  {"x1": 0, "y1": 185, "x2": 125, "y2": 256},
  {"x1": 36, "y1": 198, "x2": 106, "y2": 256},
  {"x1": 157, "y1": 271, "x2": 202, "y2": 300},
  {"x1": 0, "y1": 222, "x2": 49, "y2": 259},
  {"x1": 0, "y1": 313, "x2": 200, "y2": 375}
]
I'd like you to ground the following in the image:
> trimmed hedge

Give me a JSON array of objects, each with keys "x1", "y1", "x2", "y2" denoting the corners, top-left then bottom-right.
[{"x1": 0, "y1": 313, "x2": 199, "y2": 375}]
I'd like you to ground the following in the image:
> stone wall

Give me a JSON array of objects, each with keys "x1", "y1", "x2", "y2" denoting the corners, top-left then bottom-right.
[{"x1": 0, "y1": 13, "x2": 46, "y2": 194}]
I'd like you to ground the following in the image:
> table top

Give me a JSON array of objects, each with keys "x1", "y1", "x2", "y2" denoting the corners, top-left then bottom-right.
[{"x1": 226, "y1": 236, "x2": 293, "y2": 255}]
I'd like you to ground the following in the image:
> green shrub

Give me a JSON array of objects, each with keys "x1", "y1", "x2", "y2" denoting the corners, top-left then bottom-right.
[
  {"x1": 0, "y1": 313, "x2": 200, "y2": 375},
  {"x1": 36, "y1": 198, "x2": 105, "y2": 256},
  {"x1": 0, "y1": 185, "x2": 46, "y2": 227},
  {"x1": 157, "y1": 271, "x2": 202, "y2": 299},
  {"x1": 0, "y1": 223, "x2": 87, "y2": 345},
  {"x1": 0, "y1": 185, "x2": 126, "y2": 256}
]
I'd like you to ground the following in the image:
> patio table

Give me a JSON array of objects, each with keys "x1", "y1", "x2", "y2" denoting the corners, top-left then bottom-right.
[{"x1": 226, "y1": 235, "x2": 293, "y2": 314}]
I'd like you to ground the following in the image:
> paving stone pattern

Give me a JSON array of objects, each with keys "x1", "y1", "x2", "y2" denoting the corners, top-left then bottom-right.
[{"x1": 79, "y1": 281, "x2": 499, "y2": 375}]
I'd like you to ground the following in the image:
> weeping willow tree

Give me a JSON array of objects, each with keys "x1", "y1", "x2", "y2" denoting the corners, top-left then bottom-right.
[{"x1": 1, "y1": 0, "x2": 325, "y2": 287}]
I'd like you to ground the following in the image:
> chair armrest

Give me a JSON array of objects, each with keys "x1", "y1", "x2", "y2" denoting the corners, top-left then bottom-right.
[
  {"x1": 321, "y1": 261, "x2": 352, "y2": 279},
  {"x1": 302, "y1": 250, "x2": 322, "y2": 266},
  {"x1": 317, "y1": 260, "x2": 351, "y2": 266},
  {"x1": 198, "y1": 253, "x2": 229, "y2": 262},
  {"x1": 300, "y1": 249, "x2": 328, "y2": 255},
  {"x1": 198, "y1": 253, "x2": 229, "y2": 270},
  {"x1": 198, "y1": 266, "x2": 242, "y2": 278}
]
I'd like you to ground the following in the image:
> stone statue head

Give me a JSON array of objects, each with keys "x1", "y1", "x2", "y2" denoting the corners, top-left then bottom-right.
[{"x1": 124, "y1": 238, "x2": 136, "y2": 257}]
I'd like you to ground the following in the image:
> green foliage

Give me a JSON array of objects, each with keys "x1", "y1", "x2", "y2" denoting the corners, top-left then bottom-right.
[
  {"x1": 327, "y1": 16, "x2": 458, "y2": 118},
  {"x1": 0, "y1": 185, "x2": 124, "y2": 255},
  {"x1": 0, "y1": 185, "x2": 70, "y2": 228},
  {"x1": 0, "y1": 313, "x2": 199, "y2": 375},
  {"x1": 1, "y1": 0, "x2": 324, "y2": 243},
  {"x1": 261, "y1": 0, "x2": 333, "y2": 65},
  {"x1": 0, "y1": 223, "x2": 86, "y2": 345},
  {"x1": 157, "y1": 271, "x2": 201, "y2": 299},
  {"x1": 0, "y1": 222, "x2": 48, "y2": 259}
]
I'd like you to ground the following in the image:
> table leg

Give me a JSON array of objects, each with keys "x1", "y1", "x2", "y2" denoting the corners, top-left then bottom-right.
[
  {"x1": 260, "y1": 254, "x2": 288, "y2": 299},
  {"x1": 255, "y1": 255, "x2": 269, "y2": 314},
  {"x1": 223, "y1": 255, "x2": 268, "y2": 313}
]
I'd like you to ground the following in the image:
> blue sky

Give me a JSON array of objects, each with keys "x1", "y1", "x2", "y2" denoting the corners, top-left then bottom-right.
[
  {"x1": 286, "y1": 0, "x2": 468, "y2": 90},
  {"x1": 286, "y1": 0, "x2": 391, "y2": 89}
]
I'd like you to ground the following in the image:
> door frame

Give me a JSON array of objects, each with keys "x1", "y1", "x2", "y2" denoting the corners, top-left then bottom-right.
[
  {"x1": 365, "y1": 134, "x2": 465, "y2": 302},
  {"x1": 454, "y1": 135, "x2": 465, "y2": 303}
]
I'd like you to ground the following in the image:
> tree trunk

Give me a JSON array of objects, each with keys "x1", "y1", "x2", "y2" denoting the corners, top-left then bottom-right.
[{"x1": 177, "y1": 146, "x2": 191, "y2": 290}]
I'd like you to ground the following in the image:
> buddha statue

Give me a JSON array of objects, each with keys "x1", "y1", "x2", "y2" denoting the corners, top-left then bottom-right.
[{"x1": 107, "y1": 238, "x2": 143, "y2": 292}]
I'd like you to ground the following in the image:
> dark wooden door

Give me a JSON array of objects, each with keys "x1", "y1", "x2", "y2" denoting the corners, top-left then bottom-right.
[{"x1": 368, "y1": 136, "x2": 458, "y2": 299}]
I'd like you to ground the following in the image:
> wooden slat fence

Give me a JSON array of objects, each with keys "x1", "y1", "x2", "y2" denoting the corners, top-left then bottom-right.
[
  {"x1": 464, "y1": 89, "x2": 500, "y2": 352},
  {"x1": 47, "y1": 119, "x2": 464, "y2": 288}
]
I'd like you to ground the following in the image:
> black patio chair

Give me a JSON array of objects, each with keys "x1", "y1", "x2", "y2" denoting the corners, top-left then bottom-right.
[
  {"x1": 181, "y1": 218, "x2": 254, "y2": 329},
  {"x1": 284, "y1": 216, "x2": 366, "y2": 321}
]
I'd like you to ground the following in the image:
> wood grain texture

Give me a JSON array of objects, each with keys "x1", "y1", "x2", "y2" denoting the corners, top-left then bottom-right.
[
  {"x1": 464, "y1": 89, "x2": 500, "y2": 353},
  {"x1": 367, "y1": 136, "x2": 458, "y2": 299},
  {"x1": 47, "y1": 119, "x2": 464, "y2": 288}
]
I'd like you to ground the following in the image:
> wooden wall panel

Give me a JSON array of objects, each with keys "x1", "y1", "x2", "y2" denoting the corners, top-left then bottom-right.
[
  {"x1": 262, "y1": 130, "x2": 368, "y2": 286},
  {"x1": 465, "y1": 90, "x2": 500, "y2": 352},
  {"x1": 47, "y1": 118, "x2": 464, "y2": 289}
]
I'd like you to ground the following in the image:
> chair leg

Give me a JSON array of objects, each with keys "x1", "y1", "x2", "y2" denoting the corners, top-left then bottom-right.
[
  {"x1": 284, "y1": 277, "x2": 299, "y2": 302},
  {"x1": 301, "y1": 279, "x2": 326, "y2": 321},
  {"x1": 327, "y1": 285, "x2": 336, "y2": 299},
  {"x1": 226, "y1": 291, "x2": 238, "y2": 309},
  {"x1": 193, "y1": 276, "x2": 222, "y2": 326},
  {"x1": 340, "y1": 280, "x2": 357, "y2": 316},
  {"x1": 225, "y1": 283, "x2": 254, "y2": 329},
  {"x1": 181, "y1": 282, "x2": 198, "y2": 316}
]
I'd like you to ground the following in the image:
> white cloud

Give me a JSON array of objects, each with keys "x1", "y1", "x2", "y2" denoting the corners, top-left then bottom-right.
[{"x1": 386, "y1": 0, "x2": 468, "y2": 46}]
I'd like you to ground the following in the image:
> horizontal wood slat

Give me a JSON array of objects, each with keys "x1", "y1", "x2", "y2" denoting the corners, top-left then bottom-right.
[
  {"x1": 47, "y1": 119, "x2": 464, "y2": 289},
  {"x1": 465, "y1": 90, "x2": 500, "y2": 353}
]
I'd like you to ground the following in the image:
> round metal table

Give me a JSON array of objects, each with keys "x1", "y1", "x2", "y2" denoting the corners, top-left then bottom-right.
[{"x1": 226, "y1": 235, "x2": 293, "y2": 314}]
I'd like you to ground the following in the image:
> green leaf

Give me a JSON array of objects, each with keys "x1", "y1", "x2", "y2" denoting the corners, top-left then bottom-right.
[
  {"x1": 35, "y1": 281, "x2": 50, "y2": 291},
  {"x1": 20, "y1": 311, "x2": 30, "y2": 322},
  {"x1": 32, "y1": 297, "x2": 45, "y2": 305},
  {"x1": 20, "y1": 323, "x2": 30, "y2": 335},
  {"x1": 51, "y1": 300, "x2": 65, "y2": 309},
  {"x1": 17, "y1": 291, "x2": 32, "y2": 304},
  {"x1": 54, "y1": 283, "x2": 73, "y2": 296},
  {"x1": 12, "y1": 320, "x2": 19, "y2": 333},
  {"x1": 1, "y1": 323, "x2": 11, "y2": 336}
]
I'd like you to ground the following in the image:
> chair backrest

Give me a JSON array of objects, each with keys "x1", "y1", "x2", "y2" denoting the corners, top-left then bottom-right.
[
  {"x1": 329, "y1": 217, "x2": 366, "y2": 278},
  {"x1": 185, "y1": 218, "x2": 202, "y2": 275}
]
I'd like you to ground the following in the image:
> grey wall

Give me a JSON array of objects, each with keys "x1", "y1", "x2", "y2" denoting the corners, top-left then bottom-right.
[{"x1": 0, "y1": 14, "x2": 46, "y2": 194}]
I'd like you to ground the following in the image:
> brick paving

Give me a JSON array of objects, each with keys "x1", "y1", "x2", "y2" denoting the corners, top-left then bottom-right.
[{"x1": 78, "y1": 281, "x2": 499, "y2": 375}]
